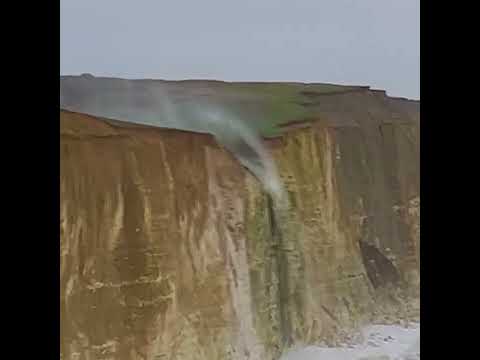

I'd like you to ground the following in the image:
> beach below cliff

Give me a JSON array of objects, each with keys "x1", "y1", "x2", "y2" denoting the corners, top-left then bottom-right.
[{"x1": 281, "y1": 323, "x2": 420, "y2": 360}]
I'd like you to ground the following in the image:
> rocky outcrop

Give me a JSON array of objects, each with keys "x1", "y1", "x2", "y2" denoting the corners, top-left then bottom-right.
[{"x1": 60, "y1": 86, "x2": 419, "y2": 360}]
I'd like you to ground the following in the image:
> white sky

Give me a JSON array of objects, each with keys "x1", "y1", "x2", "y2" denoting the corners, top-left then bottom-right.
[{"x1": 61, "y1": 0, "x2": 419, "y2": 99}]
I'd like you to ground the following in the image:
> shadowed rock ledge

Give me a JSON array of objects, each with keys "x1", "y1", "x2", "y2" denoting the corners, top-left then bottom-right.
[{"x1": 60, "y1": 85, "x2": 419, "y2": 360}]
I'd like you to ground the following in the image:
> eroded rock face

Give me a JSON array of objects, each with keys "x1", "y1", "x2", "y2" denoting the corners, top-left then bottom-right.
[{"x1": 60, "y1": 89, "x2": 419, "y2": 360}]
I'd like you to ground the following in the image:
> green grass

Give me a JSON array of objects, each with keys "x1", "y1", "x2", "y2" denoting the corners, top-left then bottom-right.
[
  {"x1": 61, "y1": 76, "x2": 366, "y2": 137},
  {"x1": 211, "y1": 82, "x2": 361, "y2": 137}
]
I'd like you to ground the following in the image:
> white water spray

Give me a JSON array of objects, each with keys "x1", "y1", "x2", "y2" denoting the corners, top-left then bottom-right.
[{"x1": 188, "y1": 103, "x2": 287, "y2": 205}]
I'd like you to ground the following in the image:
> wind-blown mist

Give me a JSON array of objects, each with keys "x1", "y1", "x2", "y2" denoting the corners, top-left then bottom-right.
[
  {"x1": 157, "y1": 87, "x2": 286, "y2": 203},
  {"x1": 192, "y1": 104, "x2": 286, "y2": 203},
  {"x1": 60, "y1": 76, "x2": 287, "y2": 204}
]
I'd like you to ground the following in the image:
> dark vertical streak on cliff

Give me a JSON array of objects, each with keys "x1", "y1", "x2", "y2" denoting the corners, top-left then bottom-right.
[{"x1": 267, "y1": 194, "x2": 292, "y2": 348}]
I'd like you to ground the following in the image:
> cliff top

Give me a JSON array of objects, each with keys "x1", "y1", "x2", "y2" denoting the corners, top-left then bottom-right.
[{"x1": 60, "y1": 75, "x2": 419, "y2": 138}]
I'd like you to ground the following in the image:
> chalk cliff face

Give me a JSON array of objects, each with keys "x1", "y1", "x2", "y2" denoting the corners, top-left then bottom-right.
[{"x1": 60, "y1": 86, "x2": 419, "y2": 360}]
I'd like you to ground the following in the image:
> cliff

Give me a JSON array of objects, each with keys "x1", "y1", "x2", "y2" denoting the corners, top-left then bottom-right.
[{"x1": 60, "y1": 84, "x2": 420, "y2": 360}]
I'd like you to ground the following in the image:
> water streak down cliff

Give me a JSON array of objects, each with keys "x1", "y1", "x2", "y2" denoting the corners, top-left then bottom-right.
[{"x1": 60, "y1": 81, "x2": 420, "y2": 360}]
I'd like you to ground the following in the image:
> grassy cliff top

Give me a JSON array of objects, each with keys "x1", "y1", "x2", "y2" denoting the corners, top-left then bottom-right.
[{"x1": 60, "y1": 75, "x2": 418, "y2": 137}]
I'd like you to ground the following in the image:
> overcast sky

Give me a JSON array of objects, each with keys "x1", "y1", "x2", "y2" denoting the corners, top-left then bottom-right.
[{"x1": 60, "y1": 0, "x2": 419, "y2": 99}]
